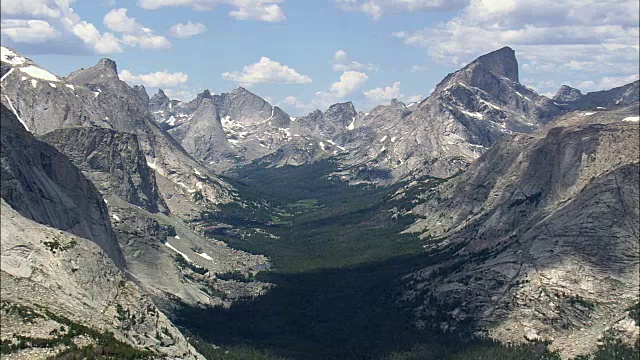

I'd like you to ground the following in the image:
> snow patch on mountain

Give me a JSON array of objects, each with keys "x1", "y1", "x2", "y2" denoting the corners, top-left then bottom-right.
[{"x1": 19, "y1": 65, "x2": 59, "y2": 82}]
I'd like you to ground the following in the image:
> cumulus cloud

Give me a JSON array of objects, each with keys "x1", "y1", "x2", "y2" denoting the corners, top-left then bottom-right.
[
  {"x1": 0, "y1": 0, "x2": 124, "y2": 54},
  {"x1": 333, "y1": 0, "x2": 468, "y2": 20},
  {"x1": 138, "y1": 0, "x2": 286, "y2": 22},
  {"x1": 278, "y1": 72, "x2": 369, "y2": 114},
  {"x1": 72, "y1": 21, "x2": 124, "y2": 54},
  {"x1": 0, "y1": 1, "x2": 172, "y2": 54},
  {"x1": 222, "y1": 57, "x2": 312, "y2": 86},
  {"x1": 331, "y1": 50, "x2": 378, "y2": 72},
  {"x1": 330, "y1": 71, "x2": 369, "y2": 98},
  {"x1": 392, "y1": 0, "x2": 639, "y2": 80},
  {"x1": 103, "y1": 8, "x2": 171, "y2": 50},
  {"x1": 0, "y1": 0, "x2": 63, "y2": 18},
  {"x1": 406, "y1": 94, "x2": 424, "y2": 103},
  {"x1": 1, "y1": 19, "x2": 60, "y2": 43},
  {"x1": 103, "y1": 8, "x2": 144, "y2": 33},
  {"x1": 280, "y1": 96, "x2": 306, "y2": 109},
  {"x1": 163, "y1": 88, "x2": 198, "y2": 101},
  {"x1": 168, "y1": 21, "x2": 206, "y2": 38},
  {"x1": 410, "y1": 65, "x2": 428, "y2": 72},
  {"x1": 362, "y1": 81, "x2": 424, "y2": 104},
  {"x1": 363, "y1": 81, "x2": 402, "y2": 102},
  {"x1": 120, "y1": 69, "x2": 189, "y2": 88}
]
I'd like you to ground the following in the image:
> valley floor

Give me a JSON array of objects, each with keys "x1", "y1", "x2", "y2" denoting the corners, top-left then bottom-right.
[{"x1": 171, "y1": 162, "x2": 638, "y2": 360}]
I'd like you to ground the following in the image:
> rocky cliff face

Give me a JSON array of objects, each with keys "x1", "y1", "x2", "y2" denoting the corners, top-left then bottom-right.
[
  {"x1": 167, "y1": 97, "x2": 235, "y2": 168},
  {"x1": 0, "y1": 199, "x2": 204, "y2": 360},
  {"x1": 0, "y1": 102, "x2": 204, "y2": 358},
  {"x1": 400, "y1": 103, "x2": 640, "y2": 358},
  {"x1": 0, "y1": 104, "x2": 125, "y2": 270},
  {"x1": 41, "y1": 127, "x2": 168, "y2": 214}
]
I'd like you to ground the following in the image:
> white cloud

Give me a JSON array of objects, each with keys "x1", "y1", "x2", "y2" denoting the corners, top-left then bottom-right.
[
  {"x1": 363, "y1": 81, "x2": 402, "y2": 102},
  {"x1": 280, "y1": 96, "x2": 306, "y2": 109},
  {"x1": 168, "y1": 21, "x2": 206, "y2": 38},
  {"x1": 330, "y1": 71, "x2": 369, "y2": 98},
  {"x1": 138, "y1": 0, "x2": 286, "y2": 22},
  {"x1": 103, "y1": 8, "x2": 143, "y2": 33},
  {"x1": 121, "y1": 34, "x2": 171, "y2": 49},
  {"x1": 598, "y1": 74, "x2": 640, "y2": 89},
  {"x1": 0, "y1": 1, "x2": 171, "y2": 54},
  {"x1": 72, "y1": 21, "x2": 124, "y2": 54},
  {"x1": 222, "y1": 57, "x2": 312, "y2": 86},
  {"x1": 393, "y1": 0, "x2": 639, "y2": 79},
  {"x1": 406, "y1": 94, "x2": 424, "y2": 103},
  {"x1": 1, "y1": 19, "x2": 59, "y2": 43},
  {"x1": 0, "y1": 0, "x2": 63, "y2": 18},
  {"x1": 333, "y1": 0, "x2": 468, "y2": 20},
  {"x1": 410, "y1": 65, "x2": 428, "y2": 72},
  {"x1": 0, "y1": 0, "x2": 124, "y2": 54},
  {"x1": 362, "y1": 81, "x2": 425, "y2": 104},
  {"x1": 164, "y1": 88, "x2": 197, "y2": 101},
  {"x1": 331, "y1": 49, "x2": 378, "y2": 72},
  {"x1": 120, "y1": 69, "x2": 189, "y2": 88},
  {"x1": 103, "y1": 8, "x2": 171, "y2": 50}
]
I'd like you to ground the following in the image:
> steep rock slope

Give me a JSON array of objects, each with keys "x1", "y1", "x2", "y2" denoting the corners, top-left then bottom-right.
[
  {"x1": 0, "y1": 104, "x2": 204, "y2": 359},
  {"x1": 400, "y1": 104, "x2": 640, "y2": 358},
  {"x1": 41, "y1": 127, "x2": 168, "y2": 214},
  {"x1": 0, "y1": 104, "x2": 125, "y2": 270},
  {"x1": 41, "y1": 126, "x2": 269, "y2": 310},
  {"x1": 0, "y1": 200, "x2": 204, "y2": 360}
]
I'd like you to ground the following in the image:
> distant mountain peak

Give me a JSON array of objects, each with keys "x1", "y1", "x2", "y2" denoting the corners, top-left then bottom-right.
[
  {"x1": 553, "y1": 85, "x2": 583, "y2": 102},
  {"x1": 97, "y1": 58, "x2": 118, "y2": 76},
  {"x1": 233, "y1": 87, "x2": 252, "y2": 94},
  {"x1": 471, "y1": 46, "x2": 519, "y2": 82},
  {"x1": 198, "y1": 89, "x2": 213, "y2": 99},
  {"x1": 326, "y1": 101, "x2": 355, "y2": 113}
]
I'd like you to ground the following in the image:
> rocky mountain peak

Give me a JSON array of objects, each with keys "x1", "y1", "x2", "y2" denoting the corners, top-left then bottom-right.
[
  {"x1": 324, "y1": 101, "x2": 357, "y2": 129},
  {"x1": 389, "y1": 98, "x2": 405, "y2": 108},
  {"x1": 198, "y1": 89, "x2": 214, "y2": 99},
  {"x1": 553, "y1": 85, "x2": 583, "y2": 102},
  {"x1": 98, "y1": 58, "x2": 118, "y2": 75},
  {"x1": 326, "y1": 101, "x2": 356, "y2": 113},
  {"x1": 133, "y1": 85, "x2": 150, "y2": 106},
  {"x1": 149, "y1": 89, "x2": 170, "y2": 109},
  {"x1": 65, "y1": 57, "x2": 120, "y2": 85},
  {"x1": 471, "y1": 46, "x2": 518, "y2": 82},
  {"x1": 231, "y1": 87, "x2": 252, "y2": 96}
]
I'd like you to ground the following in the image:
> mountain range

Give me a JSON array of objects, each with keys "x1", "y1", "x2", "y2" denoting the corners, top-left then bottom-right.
[{"x1": 1, "y1": 44, "x2": 638, "y2": 359}]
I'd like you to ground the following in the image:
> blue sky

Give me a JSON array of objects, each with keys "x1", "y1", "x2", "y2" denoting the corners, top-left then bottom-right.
[{"x1": 2, "y1": 0, "x2": 639, "y2": 115}]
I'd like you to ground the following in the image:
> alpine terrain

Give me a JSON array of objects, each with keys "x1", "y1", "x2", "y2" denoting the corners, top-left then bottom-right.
[{"x1": 1, "y1": 28, "x2": 638, "y2": 360}]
